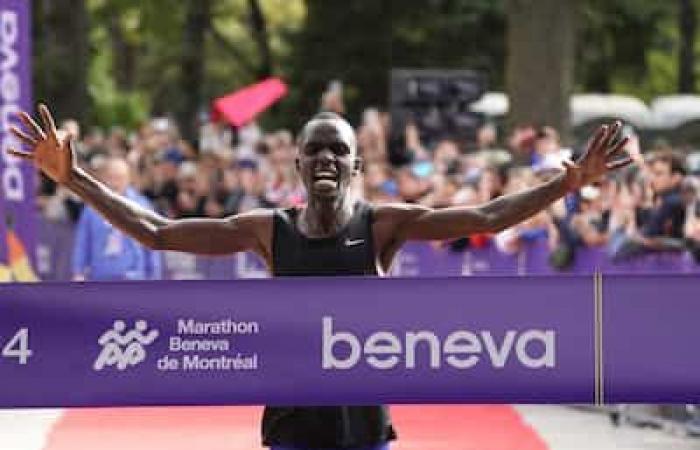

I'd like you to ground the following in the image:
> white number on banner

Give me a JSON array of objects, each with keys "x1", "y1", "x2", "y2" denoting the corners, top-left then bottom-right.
[{"x1": 2, "y1": 328, "x2": 32, "y2": 365}]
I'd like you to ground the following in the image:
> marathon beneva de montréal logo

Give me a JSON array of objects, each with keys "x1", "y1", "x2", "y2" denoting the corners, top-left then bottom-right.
[
  {"x1": 93, "y1": 317, "x2": 260, "y2": 373},
  {"x1": 93, "y1": 320, "x2": 159, "y2": 371}
]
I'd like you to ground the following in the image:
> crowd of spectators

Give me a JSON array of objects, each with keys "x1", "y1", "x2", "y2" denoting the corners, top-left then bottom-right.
[{"x1": 37, "y1": 92, "x2": 700, "y2": 274}]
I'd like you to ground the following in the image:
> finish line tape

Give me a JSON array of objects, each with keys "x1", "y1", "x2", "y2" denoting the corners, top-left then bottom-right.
[{"x1": 0, "y1": 275, "x2": 695, "y2": 407}]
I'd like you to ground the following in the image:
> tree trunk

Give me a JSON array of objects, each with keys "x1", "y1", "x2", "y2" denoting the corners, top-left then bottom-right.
[
  {"x1": 178, "y1": 0, "x2": 211, "y2": 142},
  {"x1": 248, "y1": 0, "x2": 273, "y2": 80},
  {"x1": 34, "y1": 0, "x2": 90, "y2": 124},
  {"x1": 107, "y1": 9, "x2": 136, "y2": 90},
  {"x1": 679, "y1": 0, "x2": 696, "y2": 93},
  {"x1": 506, "y1": 0, "x2": 576, "y2": 142}
]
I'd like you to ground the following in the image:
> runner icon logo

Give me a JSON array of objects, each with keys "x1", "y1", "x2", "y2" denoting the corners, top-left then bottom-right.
[{"x1": 93, "y1": 320, "x2": 159, "y2": 371}]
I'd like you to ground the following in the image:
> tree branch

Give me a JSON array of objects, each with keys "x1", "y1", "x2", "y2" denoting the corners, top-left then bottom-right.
[
  {"x1": 248, "y1": 0, "x2": 273, "y2": 79},
  {"x1": 209, "y1": 26, "x2": 258, "y2": 76}
]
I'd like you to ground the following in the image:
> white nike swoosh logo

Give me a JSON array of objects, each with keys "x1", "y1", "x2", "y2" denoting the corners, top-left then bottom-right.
[{"x1": 344, "y1": 238, "x2": 365, "y2": 246}]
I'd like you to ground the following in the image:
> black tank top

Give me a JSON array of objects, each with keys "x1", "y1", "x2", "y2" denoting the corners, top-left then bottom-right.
[{"x1": 262, "y1": 201, "x2": 397, "y2": 448}]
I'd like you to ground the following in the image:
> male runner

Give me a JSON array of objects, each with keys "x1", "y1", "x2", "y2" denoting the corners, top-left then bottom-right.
[{"x1": 9, "y1": 105, "x2": 631, "y2": 450}]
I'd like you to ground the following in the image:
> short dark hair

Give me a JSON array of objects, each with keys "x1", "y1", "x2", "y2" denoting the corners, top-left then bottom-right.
[
  {"x1": 648, "y1": 150, "x2": 687, "y2": 177},
  {"x1": 311, "y1": 111, "x2": 346, "y2": 122},
  {"x1": 483, "y1": 163, "x2": 508, "y2": 180},
  {"x1": 297, "y1": 112, "x2": 354, "y2": 146}
]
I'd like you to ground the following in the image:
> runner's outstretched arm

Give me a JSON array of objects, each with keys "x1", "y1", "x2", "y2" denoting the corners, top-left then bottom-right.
[
  {"x1": 7, "y1": 104, "x2": 270, "y2": 256},
  {"x1": 393, "y1": 122, "x2": 632, "y2": 241}
]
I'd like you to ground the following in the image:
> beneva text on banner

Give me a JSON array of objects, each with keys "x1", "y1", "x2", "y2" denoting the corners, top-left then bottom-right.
[
  {"x1": 322, "y1": 317, "x2": 556, "y2": 370},
  {"x1": 0, "y1": 9, "x2": 25, "y2": 203}
]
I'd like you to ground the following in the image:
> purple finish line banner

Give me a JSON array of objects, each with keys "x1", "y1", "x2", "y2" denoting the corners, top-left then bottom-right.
[
  {"x1": 0, "y1": 0, "x2": 36, "y2": 280},
  {"x1": 604, "y1": 274, "x2": 700, "y2": 403},
  {"x1": 0, "y1": 277, "x2": 593, "y2": 407}
]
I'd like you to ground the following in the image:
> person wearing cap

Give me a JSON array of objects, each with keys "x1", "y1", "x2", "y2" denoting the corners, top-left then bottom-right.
[
  {"x1": 223, "y1": 159, "x2": 274, "y2": 216},
  {"x1": 143, "y1": 147, "x2": 185, "y2": 217}
]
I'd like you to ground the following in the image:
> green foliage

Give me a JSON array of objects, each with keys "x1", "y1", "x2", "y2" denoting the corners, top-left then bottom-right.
[
  {"x1": 80, "y1": 0, "x2": 305, "y2": 131},
  {"x1": 279, "y1": 0, "x2": 391, "y2": 128},
  {"x1": 34, "y1": 0, "x2": 700, "y2": 132},
  {"x1": 282, "y1": 0, "x2": 506, "y2": 128},
  {"x1": 86, "y1": 27, "x2": 149, "y2": 128},
  {"x1": 391, "y1": 0, "x2": 506, "y2": 88},
  {"x1": 85, "y1": 2, "x2": 148, "y2": 128},
  {"x1": 206, "y1": 0, "x2": 305, "y2": 108},
  {"x1": 576, "y1": 0, "x2": 685, "y2": 100}
]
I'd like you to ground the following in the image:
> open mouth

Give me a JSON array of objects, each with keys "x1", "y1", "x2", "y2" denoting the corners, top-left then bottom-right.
[{"x1": 313, "y1": 170, "x2": 339, "y2": 190}]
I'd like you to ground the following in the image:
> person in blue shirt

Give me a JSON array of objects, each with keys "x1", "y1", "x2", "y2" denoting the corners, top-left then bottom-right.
[{"x1": 72, "y1": 157, "x2": 162, "y2": 281}]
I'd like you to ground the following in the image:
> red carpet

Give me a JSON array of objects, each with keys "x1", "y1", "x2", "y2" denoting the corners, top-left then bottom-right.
[
  {"x1": 43, "y1": 405, "x2": 548, "y2": 450},
  {"x1": 391, "y1": 405, "x2": 548, "y2": 450}
]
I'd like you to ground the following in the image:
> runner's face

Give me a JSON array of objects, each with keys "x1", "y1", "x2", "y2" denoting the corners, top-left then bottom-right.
[{"x1": 298, "y1": 120, "x2": 357, "y2": 200}]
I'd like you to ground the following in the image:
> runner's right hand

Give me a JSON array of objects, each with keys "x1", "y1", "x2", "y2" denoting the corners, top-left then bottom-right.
[{"x1": 7, "y1": 103, "x2": 76, "y2": 185}]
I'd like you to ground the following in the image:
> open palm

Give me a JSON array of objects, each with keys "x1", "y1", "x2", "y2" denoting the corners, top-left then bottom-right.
[
  {"x1": 7, "y1": 104, "x2": 75, "y2": 185},
  {"x1": 563, "y1": 121, "x2": 632, "y2": 190}
]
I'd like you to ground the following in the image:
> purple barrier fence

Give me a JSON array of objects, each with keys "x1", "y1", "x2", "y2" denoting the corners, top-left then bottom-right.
[
  {"x1": 36, "y1": 219, "x2": 700, "y2": 281},
  {"x1": 389, "y1": 242, "x2": 463, "y2": 277},
  {"x1": 522, "y1": 240, "x2": 557, "y2": 276},
  {"x1": 518, "y1": 240, "x2": 700, "y2": 276},
  {"x1": 36, "y1": 219, "x2": 75, "y2": 281},
  {"x1": 464, "y1": 243, "x2": 522, "y2": 276},
  {"x1": 604, "y1": 275, "x2": 700, "y2": 402}
]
